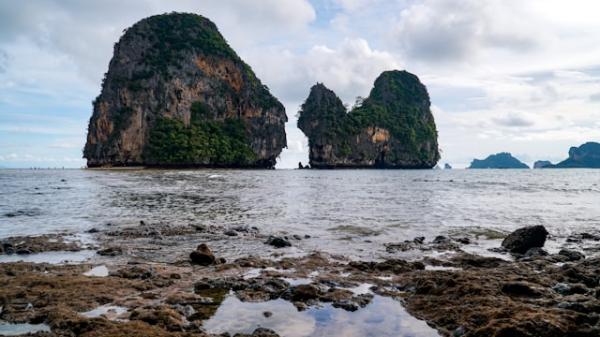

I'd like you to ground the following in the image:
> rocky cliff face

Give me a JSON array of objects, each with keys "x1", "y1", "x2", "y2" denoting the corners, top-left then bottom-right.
[
  {"x1": 551, "y1": 142, "x2": 600, "y2": 168},
  {"x1": 84, "y1": 13, "x2": 287, "y2": 168},
  {"x1": 469, "y1": 153, "x2": 529, "y2": 169},
  {"x1": 297, "y1": 70, "x2": 439, "y2": 168}
]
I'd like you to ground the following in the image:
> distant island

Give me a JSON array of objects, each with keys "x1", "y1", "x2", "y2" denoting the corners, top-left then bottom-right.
[
  {"x1": 297, "y1": 70, "x2": 440, "y2": 169},
  {"x1": 549, "y1": 142, "x2": 600, "y2": 168},
  {"x1": 84, "y1": 13, "x2": 287, "y2": 168},
  {"x1": 469, "y1": 152, "x2": 529, "y2": 169},
  {"x1": 533, "y1": 160, "x2": 552, "y2": 169}
]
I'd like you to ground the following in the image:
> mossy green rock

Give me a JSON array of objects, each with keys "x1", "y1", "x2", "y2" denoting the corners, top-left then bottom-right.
[
  {"x1": 84, "y1": 13, "x2": 287, "y2": 168},
  {"x1": 298, "y1": 70, "x2": 439, "y2": 168}
]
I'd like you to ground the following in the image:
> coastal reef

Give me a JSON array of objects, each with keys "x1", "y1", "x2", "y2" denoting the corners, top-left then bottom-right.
[
  {"x1": 84, "y1": 13, "x2": 287, "y2": 168},
  {"x1": 297, "y1": 70, "x2": 440, "y2": 169},
  {"x1": 3, "y1": 222, "x2": 600, "y2": 337}
]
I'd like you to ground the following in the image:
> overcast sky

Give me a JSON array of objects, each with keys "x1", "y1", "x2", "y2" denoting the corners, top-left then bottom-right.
[{"x1": 1, "y1": 0, "x2": 600, "y2": 168}]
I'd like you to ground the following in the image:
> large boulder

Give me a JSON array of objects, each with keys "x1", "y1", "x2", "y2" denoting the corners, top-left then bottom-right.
[{"x1": 501, "y1": 226, "x2": 549, "y2": 254}]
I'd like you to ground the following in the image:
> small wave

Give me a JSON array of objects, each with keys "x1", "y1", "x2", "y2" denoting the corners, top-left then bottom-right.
[{"x1": 208, "y1": 174, "x2": 224, "y2": 179}]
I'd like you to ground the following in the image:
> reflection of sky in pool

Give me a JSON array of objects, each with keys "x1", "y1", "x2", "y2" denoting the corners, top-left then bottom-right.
[
  {"x1": 0, "y1": 250, "x2": 95, "y2": 264},
  {"x1": 0, "y1": 323, "x2": 51, "y2": 336},
  {"x1": 203, "y1": 295, "x2": 440, "y2": 337}
]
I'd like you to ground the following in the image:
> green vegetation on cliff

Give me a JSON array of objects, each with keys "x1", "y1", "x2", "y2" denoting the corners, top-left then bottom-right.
[{"x1": 143, "y1": 103, "x2": 256, "y2": 166}]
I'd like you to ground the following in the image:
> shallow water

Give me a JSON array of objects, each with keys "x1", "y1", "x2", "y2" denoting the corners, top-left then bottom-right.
[
  {"x1": 83, "y1": 265, "x2": 109, "y2": 277},
  {"x1": 81, "y1": 304, "x2": 128, "y2": 320},
  {"x1": 203, "y1": 295, "x2": 439, "y2": 337},
  {"x1": 0, "y1": 323, "x2": 51, "y2": 335},
  {"x1": 1, "y1": 169, "x2": 599, "y2": 260},
  {"x1": 0, "y1": 250, "x2": 96, "y2": 264}
]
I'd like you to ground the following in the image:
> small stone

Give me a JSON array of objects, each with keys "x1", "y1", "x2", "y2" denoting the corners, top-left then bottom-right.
[
  {"x1": 86, "y1": 228, "x2": 100, "y2": 233},
  {"x1": 224, "y1": 230, "x2": 238, "y2": 237},
  {"x1": 190, "y1": 244, "x2": 216, "y2": 266},
  {"x1": 292, "y1": 234, "x2": 302, "y2": 240},
  {"x1": 453, "y1": 326, "x2": 466, "y2": 337},
  {"x1": 16, "y1": 248, "x2": 32, "y2": 255},
  {"x1": 455, "y1": 237, "x2": 470, "y2": 245},
  {"x1": 290, "y1": 284, "x2": 320, "y2": 302},
  {"x1": 332, "y1": 300, "x2": 359, "y2": 311},
  {"x1": 263, "y1": 311, "x2": 272, "y2": 318},
  {"x1": 558, "y1": 249, "x2": 585, "y2": 261},
  {"x1": 97, "y1": 246, "x2": 123, "y2": 256},
  {"x1": 524, "y1": 247, "x2": 548, "y2": 258},
  {"x1": 432, "y1": 235, "x2": 449, "y2": 244},
  {"x1": 265, "y1": 236, "x2": 291, "y2": 248},
  {"x1": 304, "y1": 235, "x2": 311, "y2": 239},
  {"x1": 501, "y1": 282, "x2": 541, "y2": 297},
  {"x1": 413, "y1": 236, "x2": 425, "y2": 244}
]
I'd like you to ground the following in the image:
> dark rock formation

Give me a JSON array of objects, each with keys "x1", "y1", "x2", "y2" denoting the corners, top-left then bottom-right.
[
  {"x1": 551, "y1": 142, "x2": 600, "y2": 168},
  {"x1": 190, "y1": 243, "x2": 216, "y2": 265},
  {"x1": 469, "y1": 152, "x2": 529, "y2": 169},
  {"x1": 297, "y1": 70, "x2": 439, "y2": 168},
  {"x1": 501, "y1": 226, "x2": 549, "y2": 254},
  {"x1": 533, "y1": 160, "x2": 552, "y2": 169},
  {"x1": 84, "y1": 13, "x2": 287, "y2": 168},
  {"x1": 444, "y1": 163, "x2": 452, "y2": 169},
  {"x1": 265, "y1": 236, "x2": 291, "y2": 248}
]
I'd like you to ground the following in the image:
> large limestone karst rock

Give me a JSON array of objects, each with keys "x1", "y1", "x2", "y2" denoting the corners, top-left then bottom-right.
[
  {"x1": 297, "y1": 70, "x2": 440, "y2": 169},
  {"x1": 84, "y1": 13, "x2": 287, "y2": 168}
]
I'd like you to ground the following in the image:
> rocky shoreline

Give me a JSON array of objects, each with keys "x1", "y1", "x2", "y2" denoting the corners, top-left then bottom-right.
[{"x1": 1, "y1": 224, "x2": 600, "y2": 337}]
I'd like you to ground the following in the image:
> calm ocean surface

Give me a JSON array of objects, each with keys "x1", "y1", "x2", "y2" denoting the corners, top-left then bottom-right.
[{"x1": 1, "y1": 169, "x2": 599, "y2": 259}]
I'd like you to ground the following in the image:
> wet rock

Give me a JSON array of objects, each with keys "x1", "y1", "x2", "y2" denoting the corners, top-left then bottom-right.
[
  {"x1": 224, "y1": 230, "x2": 238, "y2": 237},
  {"x1": 552, "y1": 283, "x2": 588, "y2": 296},
  {"x1": 289, "y1": 284, "x2": 320, "y2": 302},
  {"x1": 265, "y1": 236, "x2": 291, "y2": 248},
  {"x1": 451, "y1": 253, "x2": 507, "y2": 268},
  {"x1": 501, "y1": 282, "x2": 542, "y2": 297},
  {"x1": 236, "y1": 328, "x2": 280, "y2": 337},
  {"x1": 292, "y1": 234, "x2": 302, "y2": 240},
  {"x1": 86, "y1": 228, "x2": 100, "y2": 233},
  {"x1": 263, "y1": 311, "x2": 272, "y2": 318},
  {"x1": 191, "y1": 224, "x2": 207, "y2": 232},
  {"x1": 130, "y1": 306, "x2": 185, "y2": 331},
  {"x1": 349, "y1": 259, "x2": 424, "y2": 274},
  {"x1": 432, "y1": 236, "x2": 450, "y2": 244},
  {"x1": 190, "y1": 244, "x2": 216, "y2": 266},
  {"x1": 413, "y1": 236, "x2": 425, "y2": 244},
  {"x1": 453, "y1": 326, "x2": 466, "y2": 337},
  {"x1": 559, "y1": 249, "x2": 585, "y2": 261},
  {"x1": 111, "y1": 266, "x2": 154, "y2": 280},
  {"x1": 332, "y1": 300, "x2": 359, "y2": 311},
  {"x1": 523, "y1": 247, "x2": 548, "y2": 258},
  {"x1": 97, "y1": 246, "x2": 123, "y2": 256},
  {"x1": 501, "y1": 225, "x2": 549, "y2": 254},
  {"x1": 557, "y1": 301, "x2": 589, "y2": 313},
  {"x1": 567, "y1": 232, "x2": 600, "y2": 243},
  {"x1": 454, "y1": 237, "x2": 470, "y2": 245}
]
